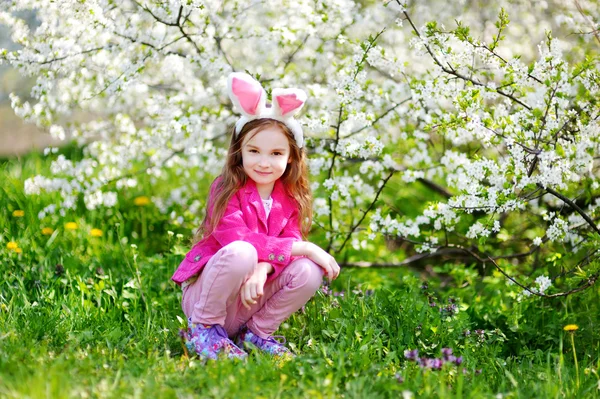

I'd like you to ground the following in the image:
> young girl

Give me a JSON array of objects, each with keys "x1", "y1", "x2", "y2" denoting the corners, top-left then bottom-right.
[{"x1": 172, "y1": 72, "x2": 340, "y2": 360}]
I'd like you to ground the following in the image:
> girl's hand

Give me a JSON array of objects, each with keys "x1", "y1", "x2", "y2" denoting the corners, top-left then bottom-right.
[
  {"x1": 240, "y1": 262, "x2": 272, "y2": 310},
  {"x1": 306, "y1": 243, "x2": 340, "y2": 282}
]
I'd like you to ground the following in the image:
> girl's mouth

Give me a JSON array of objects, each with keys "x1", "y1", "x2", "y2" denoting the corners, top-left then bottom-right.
[{"x1": 255, "y1": 170, "x2": 271, "y2": 176}]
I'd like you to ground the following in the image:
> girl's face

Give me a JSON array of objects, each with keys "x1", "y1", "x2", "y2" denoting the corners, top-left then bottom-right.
[{"x1": 241, "y1": 124, "x2": 292, "y2": 196}]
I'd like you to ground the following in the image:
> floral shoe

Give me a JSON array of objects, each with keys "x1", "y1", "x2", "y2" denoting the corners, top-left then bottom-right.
[
  {"x1": 235, "y1": 326, "x2": 295, "y2": 358},
  {"x1": 180, "y1": 320, "x2": 247, "y2": 361}
]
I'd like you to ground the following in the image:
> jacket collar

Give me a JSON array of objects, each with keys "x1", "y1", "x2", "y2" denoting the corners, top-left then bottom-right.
[
  {"x1": 244, "y1": 178, "x2": 295, "y2": 233},
  {"x1": 243, "y1": 178, "x2": 289, "y2": 199}
]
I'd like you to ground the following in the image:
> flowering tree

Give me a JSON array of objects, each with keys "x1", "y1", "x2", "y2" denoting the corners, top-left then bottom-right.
[{"x1": 1, "y1": 0, "x2": 599, "y2": 298}]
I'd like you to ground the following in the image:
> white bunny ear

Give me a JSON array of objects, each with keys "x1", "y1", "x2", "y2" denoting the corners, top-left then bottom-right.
[
  {"x1": 271, "y1": 88, "x2": 307, "y2": 117},
  {"x1": 227, "y1": 72, "x2": 266, "y2": 116}
]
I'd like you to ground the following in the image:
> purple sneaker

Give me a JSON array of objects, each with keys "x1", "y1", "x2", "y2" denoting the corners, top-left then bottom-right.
[
  {"x1": 235, "y1": 326, "x2": 295, "y2": 358},
  {"x1": 180, "y1": 321, "x2": 247, "y2": 360}
]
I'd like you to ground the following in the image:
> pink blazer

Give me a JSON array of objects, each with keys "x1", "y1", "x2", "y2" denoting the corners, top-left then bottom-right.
[{"x1": 171, "y1": 177, "x2": 303, "y2": 285}]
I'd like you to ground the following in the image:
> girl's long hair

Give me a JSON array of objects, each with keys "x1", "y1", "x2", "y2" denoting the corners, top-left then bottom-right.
[{"x1": 192, "y1": 118, "x2": 312, "y2": 244}]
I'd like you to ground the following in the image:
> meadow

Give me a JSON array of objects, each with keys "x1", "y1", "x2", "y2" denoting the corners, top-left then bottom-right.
[{"x1": 1, "y1": 148, "x2": 599, "y2": 398}]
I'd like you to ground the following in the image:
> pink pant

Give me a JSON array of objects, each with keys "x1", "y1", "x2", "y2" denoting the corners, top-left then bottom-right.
[{"x1": 181, "y1": 241, "x2": 323, "y2": 339}]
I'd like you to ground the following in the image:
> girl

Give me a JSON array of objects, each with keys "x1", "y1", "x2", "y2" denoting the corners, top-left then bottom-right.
[{"x1": 172, "y1": 72, "x2": 340, "y2": 360}]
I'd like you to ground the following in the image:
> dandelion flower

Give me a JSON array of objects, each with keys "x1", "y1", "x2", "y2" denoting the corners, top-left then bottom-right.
[
  {"x1": 65, "y1": 222, "x2": 78, "y2": 230},
  {"x1": 7, "y1": 242, "x2": 18, "y2": 250},
  {"x1": 564, "y1": 324, "x2": 579, "y2": 332},
  {"x1": 12, "y1": 210, "x2": 25, "y2": 217},
  {"x1": 42, "y1": 227, "x2": 54, "y2": 235},
  {"x1": 90, "y1": 228, "x2": 103, "y2": 237},
  {"x1": 564, "y1": 324, "x2": 581, "y2": 387},
  {"x1": 134, "y1": 196, "x2": 150, "y2": 206},
  {"x1": 14, "y1": 248, "x2": 22, "y2": 253}
]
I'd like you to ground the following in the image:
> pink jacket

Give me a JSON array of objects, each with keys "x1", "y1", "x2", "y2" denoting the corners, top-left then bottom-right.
[{"x1": 171, "y1": 177, "x2": 303, "y2": 285}]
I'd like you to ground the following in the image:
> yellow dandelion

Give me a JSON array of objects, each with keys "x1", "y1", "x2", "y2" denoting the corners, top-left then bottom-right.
[
  {"x1": 42, "y1": 227, "x2": 54, "y2": 236},
  {"x1": 6, "y1": 242, "x2": 18, "y2": 250},
  {"x1": 90, "y1": 228, "x2": 103, "y2": 237},
  {"x1": 65, "y1": 222, "x2": 78, "y2": 230},
  {"x1": 134, "y1": 196, "x2": 151, "y2": 206},
  {"x1": 564, "y1": 324, "x2": 579, "y2": 332},
  {"x1": 14, "y1": 247, "x2": 22, "y2": 253},
  {"x1": 12, "y1": 210, "x2": 25, "y2": 217}
]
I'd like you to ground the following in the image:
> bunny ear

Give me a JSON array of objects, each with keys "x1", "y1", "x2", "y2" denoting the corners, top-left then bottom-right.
[
  {"x1": 272, "y1": 88, "x2": 307, "y2": 117},
  {"x1": 227, "y1": 72, "x2": 266, "y2": 116}
]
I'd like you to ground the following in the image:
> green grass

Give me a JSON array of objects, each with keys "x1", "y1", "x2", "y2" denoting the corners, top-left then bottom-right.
[{"x1": 1, "y1": 150, "x2": 599, "y2": 398}]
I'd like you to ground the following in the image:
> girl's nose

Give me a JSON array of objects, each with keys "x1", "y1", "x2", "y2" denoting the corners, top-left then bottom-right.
[{"x1": 259, "y1": 157, "x2": 269, "y2": 167}]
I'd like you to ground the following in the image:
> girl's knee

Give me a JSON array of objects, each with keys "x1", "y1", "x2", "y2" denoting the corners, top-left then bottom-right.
[
  {"x1": 221, "y1": 240, "x2": 257, "y2": 275},
  {"x1": 289, "y1": 258, "x2": 324, "y2": 292},
  {"x1": 225, "y1": 240, "x2": 257, "y2": 260}
]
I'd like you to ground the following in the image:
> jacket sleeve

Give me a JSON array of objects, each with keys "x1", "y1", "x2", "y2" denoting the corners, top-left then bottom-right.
[{"x1": 210, "y1": 191, "x2": 300, "y2": 279}]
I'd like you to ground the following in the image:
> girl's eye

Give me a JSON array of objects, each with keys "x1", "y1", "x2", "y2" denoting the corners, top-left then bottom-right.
[
  {"x1": 249, "y1": 149, "x2": 258, "y2": 153},
  {"x1": 272, "y1": 152, "x2": 282, "y2": 156}
]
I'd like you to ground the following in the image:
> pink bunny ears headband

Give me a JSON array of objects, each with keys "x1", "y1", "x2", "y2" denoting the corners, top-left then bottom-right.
[{"x1": 227, "y1": 72, "x2": 307, "y2": 148}]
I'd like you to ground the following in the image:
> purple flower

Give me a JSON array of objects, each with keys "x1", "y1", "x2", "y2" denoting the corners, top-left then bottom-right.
[
  {"x1": 429, "y1": 302, "x2": 437, "y2": 307},
  {"x1": 320, "y1": 285, "x2": 331, "y2": 295},
  {"x1": 394, "y1": 373, "x2": 404, "y2": 383},
  {"x1": 420, "y1": 282, "x2": 429, "y2": 290},
  {"x1": 404, "y1": 349, "x2": 419, "y2": 361},
  {"x1": 429, "y1": 358, "x2": 444, "y2": 370},
  {"x1": 420, "y1": 357, "x2": 444, "y2": 370},
  {"x1": 441, "y1": 347, "x2": 453, "y2": 360},
  {"x1": 475, "y1": 369, "x2": 482, "y2": 375},
  {"x1": 364, "y1": 289, "x2": 374, "y2": 297},
  {"x1": 463, "y1": 329, "x2": 471, "y2": 337},
  {"x1": 407, "y1": 348, "x2": 465, "y2": 372},
  {"x1": 333, "y1": 290, "x2": 345, "y2": 297},
  {"x1": 440, "y1": 303, "x2": 458, "y2": 317},
  {"x1": 415, "y1": 324, "x2": 422, "y2": 331}
]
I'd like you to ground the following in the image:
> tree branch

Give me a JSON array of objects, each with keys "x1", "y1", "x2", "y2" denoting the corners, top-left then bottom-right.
[
  {"x1": 340, "y1": 248, "x2": 466, "y2": 268},
  {"x1": 540, "y1": 184, "x2": 600, "y2": 235},
  {"x1": 460, "y1": 246, "x2": 598, "y2": 298},
  {"x1": 345, "y1": 97, "x2": 411, "y2": 138},
  {"x1": 133, "y1": 2, "x2": 203, "y2": 55},
  {"x1": 337, "y1": 169, "x2": 396, "y2": 253},
  {"x1": 401, "y1": 6, "x2": 532, "y2": 111},
  {"x1": 416, "y1": 177, "x2": 453, "y2": 198},
  {"x1": 326, "y1": 106, "x2": 344, "y2": 252}
]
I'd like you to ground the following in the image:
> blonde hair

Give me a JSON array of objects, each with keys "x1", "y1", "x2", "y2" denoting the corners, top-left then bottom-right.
[{"x1": 192, "y1": 119, "x2": 312, "y2": 244}]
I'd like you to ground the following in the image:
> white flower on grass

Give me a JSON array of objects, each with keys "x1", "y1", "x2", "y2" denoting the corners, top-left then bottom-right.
[
  {"x1": 492, "y1": 220, "x2": 501, "y2": 233},
  {"x1": 49, "y1": 125, "x2": 66, "y2": 141},
  {"x1": 313, "y1": 197, "x2": 330, "y2": 217},
  {"x1": 546, "y1": 217, "x2": 569, "y2": 241},
  {"x1": 532, "y1": 237, "x2": 543, "y2": 246},
  {"x1": 466, "y1": 221, "x2": 491, "y2": 239},
  {"x1": 535, "y1": 275, "x2": 552, "y2": 294}
]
